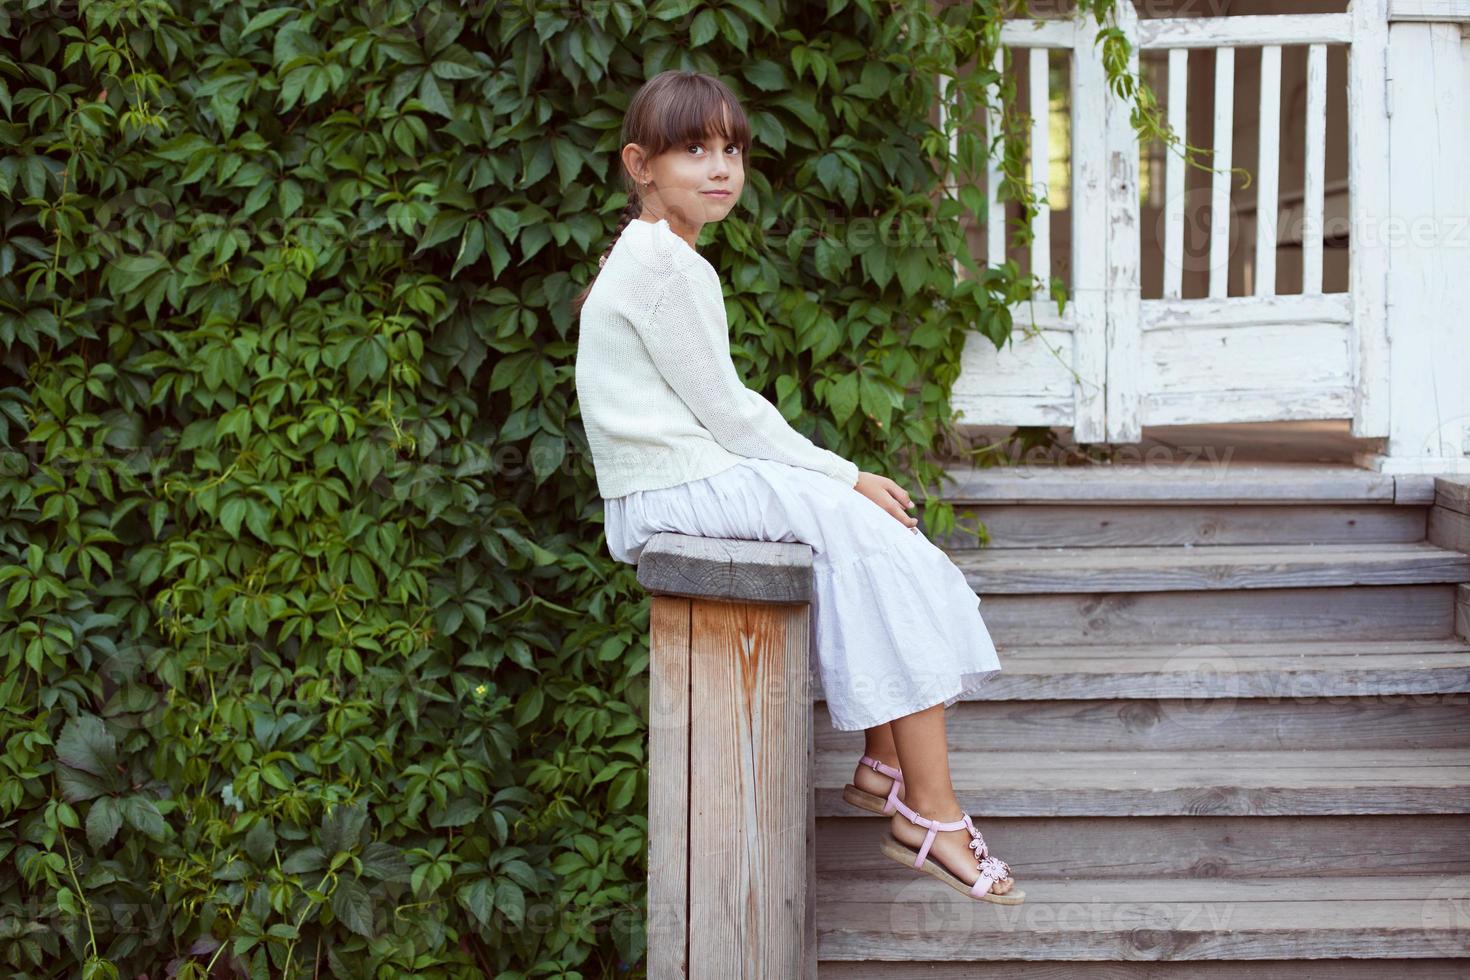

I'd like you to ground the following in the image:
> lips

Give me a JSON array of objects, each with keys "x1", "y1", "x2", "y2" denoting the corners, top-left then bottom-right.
[{"x1": 701, "y1": 191, "x2": 731, "y2": 197}]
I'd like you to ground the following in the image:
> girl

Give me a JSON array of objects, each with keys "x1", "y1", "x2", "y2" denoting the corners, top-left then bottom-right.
[{"x1": 573, "y1": 70, "x2": 1022, "y2": 905}]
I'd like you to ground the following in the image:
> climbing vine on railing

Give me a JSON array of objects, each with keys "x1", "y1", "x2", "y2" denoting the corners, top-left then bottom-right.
[{"x1": 0, "y1": 0, "x2": 1174, "y2": 976}]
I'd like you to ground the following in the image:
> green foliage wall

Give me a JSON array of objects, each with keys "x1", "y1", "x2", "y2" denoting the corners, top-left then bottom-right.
[{"x1": 0, "y1": 0, "x2": 1151, "y2": 975}]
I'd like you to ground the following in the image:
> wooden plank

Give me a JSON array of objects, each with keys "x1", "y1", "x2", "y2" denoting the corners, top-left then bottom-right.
[
  {"x1": 813, "y1": 637, "x2": 1470, "y2": 703},
  {"x1": 999, "y1": 18, "x2": 1076, "y2": 49},
  {"x1": 637, "y1": 532, "x2": 813, "y2": 604},
  {"x1": 1138, "y1": 13, "x2": 1355, "y2": 48},
  {"x1": 1398, "y1": 472, "x2": 1450, "y2": 504},
  {"x1": 933, "y1": 461, "x2": 1396, "y2": 504},
  {"x1": 1349, "y1": 0, "x2": 1393, "y2": 438},
  {"x1": 1163, "y1": 48, "x2": 1188, "y2": 300},
  {"x1": 814, "y1": 748, "x2": 1470, "y2": 816},
  {"x1": 952, "y1": 540, "x2": 1470, "y2": 594},
  {"x1": 817, "y1": 678, "x2": 1470, "y2": 750},
  {"x1": 815, "y1": 813, "x2": 1470, "y2": 878},
  {"x1": 821, "y1": 961, "x2": 1470, "y2": 979},
  {"x1": 689, "y1": 599, "x2": 811, "y2": 978},
  {"x1": 1436, "y1": 477, "x2": 1470, "y2": 516},
  {"x1": 648, "y1": 596, "x2": 691, "y2": 980},
  {"x1": 1069, "y1": 9, "x2": 1109, "y2": 442},
  {"x1": 1381, "y1": 23, "x2": 1470, "y2": 471},
  {"x1": 1302, "y1": 43, "x2": 1328, "y2": 295},
  {"x1": 931, "y1": 502, "x2": 1429, "y2": 549},
  {"x1": 1457, "y1": 583, "x2": 1470, "y2": 640},
  {"x1": 1209, "y1": 46, "x2": 1235, "y2": 299},
  {"x1": 1104, "y1": 0, "x2": 1141, "y2": 443},
  {"x1": 818, "y1": 875, "x2": 1470, "y2": 960},
  {"x1": 1137, "y1": 321, "x2": 1354, "y2": 424},
  {"x1": 1254, "y1": 44, "x2": 1282, "y2": 297},
  {"x1": 1140, "y1": 386, "x2": 1353, "y2": 426},
  {"x1": 1429, "y1": 506, "x2": 1470, "y2": 555},
  {"x1": 1389, "y1": 0, "x2": 1470, "y2": 21},
  {"x1": 1142, "y1": 291, "x2": 1351, "y2": 329},
  {"x1": 970, "y1": 584, "x2": 1459, "y2": 645}
]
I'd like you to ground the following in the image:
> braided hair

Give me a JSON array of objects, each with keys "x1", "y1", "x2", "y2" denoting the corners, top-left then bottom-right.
[
  {"x1": 569, "y1": 70, "x2": 751, "y2": 320},
  {"x1": 597, "y1": 197, "x2": 643, "y2": 272}
]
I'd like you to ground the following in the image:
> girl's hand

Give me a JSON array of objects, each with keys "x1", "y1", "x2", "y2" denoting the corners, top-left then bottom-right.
[{"x1": 854, "y1": 471, "x2": 919, "y2": 531}]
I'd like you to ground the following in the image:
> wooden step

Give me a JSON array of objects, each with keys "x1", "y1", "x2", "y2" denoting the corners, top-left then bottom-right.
[
  {"x1": 816, "y1": 693, "x2": 1470, "y2": 753},
  {"x1": 821, "y1": 960, "x2": 1470, "y2": 978},
  {"x1": 814, "y1": 749, "x2": 1470, "y2": 816},
  {"x1": 930, "y1": 463, "x2": 1441, "y2": 505},
  {"x1": 931, "y1": 501, "x2": 1430, "y2": 549},
  {"x1": 972, "y1": 584, "x2": 1461, "y2": 644},
  {"x1": 816, "y1": 874, "x2": 1470, "y2": 961},
  {"x1": 815, "y1": 814, "x2": 1470, "y2": 879},
  {"x1": 813, "y1": 638, "x2": 1470, "y2": 702},
  {"x1": 954, "y1": 542, "x2": 1470, "y2": 594}
]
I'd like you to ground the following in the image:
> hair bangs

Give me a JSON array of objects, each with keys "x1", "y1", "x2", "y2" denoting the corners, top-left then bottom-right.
[{"x1": 647, "y1": 78, "x2": 751, "y2": 158}]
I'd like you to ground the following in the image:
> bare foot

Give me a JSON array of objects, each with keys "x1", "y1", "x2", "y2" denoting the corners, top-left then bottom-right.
[{"x1": 889, "y1": 803, "x2": 1016, "y2": 896}]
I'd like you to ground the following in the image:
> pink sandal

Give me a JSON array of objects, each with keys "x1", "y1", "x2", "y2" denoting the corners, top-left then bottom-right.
[
  {"x1": 841, "y1": 755, "x2": 905, "y2": 815},
  {"x1": 879, "y1": 796, "x2": 1025, "y2": 904}
]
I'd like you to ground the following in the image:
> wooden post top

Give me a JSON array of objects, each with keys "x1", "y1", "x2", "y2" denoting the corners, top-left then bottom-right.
[{"x1": 634, "y1": 531, "x2": 815, "y2": 604}]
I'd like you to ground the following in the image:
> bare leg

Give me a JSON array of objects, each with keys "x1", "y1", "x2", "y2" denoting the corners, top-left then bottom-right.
[
  {"x1": 887, "y1": 702, "x2": 1015, "y2": 895},
  {"x1": 851, "y1": 722, "x2": 904, "y2": 801}
]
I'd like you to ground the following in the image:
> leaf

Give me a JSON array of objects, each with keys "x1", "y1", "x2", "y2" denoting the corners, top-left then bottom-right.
[
  {"x1": 459, "y1": 877, "x2": 493, "y2": 927},
  {"x1": 108, "y1": 255, "x2": 167, "y2": 296},
  {"x1": 330, "y1": 876, "x2": 375, "y2": 939},
  {"x1": 121, "y1": 796, "x2": 166, "y2": 840},
  {"x1": 429, "y1": 796, "x2": 482, "y2": 827},
  {"x1": 320, "y1": 802, "x2": 367, "y2": 855},
  {"x1": 417, "y1": 72, "x2": 452, "y2": 118},
  {"x1": 742, "y1": 60, "x2": 787, "y2": 91},
  {"x1": 56, "y1": 715, "x2": 118, "y2": 779},
  {"x1": 242, "y1": 7, "x2": 295, "y2": 36},
  {"x1": 86, "y1": 797, "x2": 123, "y2": 849},
  {"x1": 359, "y1": 842, "x2": 411, "y2": 882},
  {"x1": 494, "y1": 879, "x2": 525, "y2": 929},
  {"x1": 244, "y1": 819, "x2": 276, "y2": 864},
  {"x1": 828, "y1": 371, "x2": 860, "y2": 425},
  {"x1": 282, "y1": 847, "x2": 325, "y2": 874}
]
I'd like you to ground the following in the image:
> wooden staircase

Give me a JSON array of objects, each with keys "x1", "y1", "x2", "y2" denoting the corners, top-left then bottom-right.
[{"x1": 813, "y1": 464, "x2": 1470, "y2": 975}]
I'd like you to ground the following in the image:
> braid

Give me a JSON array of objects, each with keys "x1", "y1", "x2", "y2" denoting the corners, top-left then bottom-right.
[
  {"x1": 573, "y1": 190, "x2": 645, "y2": 319},
  {"x1": 598, "y1": 195, "x2": 643, "y2": 269}
]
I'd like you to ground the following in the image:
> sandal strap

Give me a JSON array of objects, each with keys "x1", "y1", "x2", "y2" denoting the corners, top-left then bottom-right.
[
  {"x1": 883, "y1": 778, "x2": 902, "y2": 815},
  {"x1": 889, "y1": 795, "x2": 971, "y2": 868},
  {"x1": 859, "y1": 755, "x2": 903, "y2": 782}
]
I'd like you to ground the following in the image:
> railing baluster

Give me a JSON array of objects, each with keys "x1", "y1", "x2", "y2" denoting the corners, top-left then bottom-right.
[
  {"x1": 1303, "y1": 41, "x2": 1328, "y2": 295},
  {"x1": 987, "y1": 46, "x2": 1006, "y2": 269},
  {"x1": 1030, "y1": 46, "x2": 1051, "y2": 284},
  {"x1": 1164, "y1": 47, "x2": 1188, "y2": 300},
  {"x1": 1209, "y1": 45, "x2": 1235, "y2": 299},
  {"x1": 1255, "y1": 43, "x2": 1283, "y2": 297}
]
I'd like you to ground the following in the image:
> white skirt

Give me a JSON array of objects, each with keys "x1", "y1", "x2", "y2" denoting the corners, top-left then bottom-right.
[{"x1": 602, "y1": 456, "x2": 1003, "y2": 731}]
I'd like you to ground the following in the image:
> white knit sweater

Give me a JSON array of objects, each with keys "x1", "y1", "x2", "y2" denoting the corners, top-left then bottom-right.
[{"x1": 576, "y1": 217, "x2": 860, "y2": 499}]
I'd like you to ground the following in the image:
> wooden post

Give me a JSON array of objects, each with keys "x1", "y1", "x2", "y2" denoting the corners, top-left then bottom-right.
[{"x1": 639, "y1": 532, "x2": 816, "y2": 980}]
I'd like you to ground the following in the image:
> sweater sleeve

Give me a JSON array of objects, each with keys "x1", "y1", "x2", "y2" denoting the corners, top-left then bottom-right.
[{"x1": 634, "y1": 264, "x2": 861, "y2": 490}]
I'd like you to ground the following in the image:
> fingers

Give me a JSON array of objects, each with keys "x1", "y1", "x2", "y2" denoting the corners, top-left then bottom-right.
[
  {"x1": 884, "y1": 500, "x2": 919, "y2": 529},
  {"x1": 886, "y1": 479, "x2": 914, "y2": 510}
]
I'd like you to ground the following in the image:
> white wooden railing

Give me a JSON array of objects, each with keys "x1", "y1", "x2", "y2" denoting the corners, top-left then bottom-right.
[{"x1": 946, "y1": 2, "x2": 1405, "y2": 451}]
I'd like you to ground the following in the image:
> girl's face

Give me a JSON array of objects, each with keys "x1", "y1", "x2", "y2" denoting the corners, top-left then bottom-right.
[{"x1": 629, "y1": 130, "x2": 745, "y2": 229}]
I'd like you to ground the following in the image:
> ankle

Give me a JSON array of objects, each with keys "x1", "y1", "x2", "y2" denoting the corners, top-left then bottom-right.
[{"x1": 894, "y1": 795, "x2": 964, "y2": 822}]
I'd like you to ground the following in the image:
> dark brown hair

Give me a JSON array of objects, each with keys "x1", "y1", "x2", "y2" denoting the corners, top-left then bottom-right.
[{"x1": 570, "y1": 70, "x2": 752, "y2": 319}]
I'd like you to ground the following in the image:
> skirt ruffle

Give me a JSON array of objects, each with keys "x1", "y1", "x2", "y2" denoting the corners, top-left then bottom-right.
[{"x1": 602, "y1": 456, "x2": 1002, "y2": 731}]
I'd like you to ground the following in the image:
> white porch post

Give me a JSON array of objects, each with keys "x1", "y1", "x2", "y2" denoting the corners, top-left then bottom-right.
[{"x1": 1355, "y1": 1, "x2": 1470, "y2": 473}]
